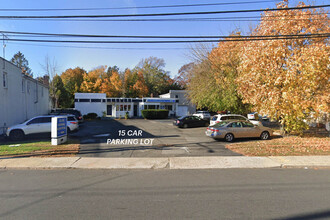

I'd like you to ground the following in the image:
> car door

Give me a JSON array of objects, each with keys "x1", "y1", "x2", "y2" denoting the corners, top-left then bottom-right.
[
  {"x1": 194, "y1": 116, "x2": 205, "y2": 127},
  {"x1": 241, "y1": 121, "x2": 258, "y2": 138},
  {"x1": 227, "y1": 122, "x2": 244, "y2": 138},
  {"x1": 25, "y1": 118, "x2": 43, "y2": 134},
  {"x1": 39, "y1": 116, "x2": 52, "y2": 133}
]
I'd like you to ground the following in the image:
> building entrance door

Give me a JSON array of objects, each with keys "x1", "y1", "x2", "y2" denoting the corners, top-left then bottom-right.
[
  {"x1": 107, "y1": 105, "x2": 112, "y2": 115},
  {"x1": 134, "y1": 105, "x2": 138, "y2": 117}
]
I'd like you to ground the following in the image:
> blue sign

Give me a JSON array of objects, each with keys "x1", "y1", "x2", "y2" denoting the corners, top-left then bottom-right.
[
  {"x1": 57, "y1": 117, "x2": 67, "y2": 137},
  {"x1": 146, "y1": 99, "x2": 176, "y2": 103}
]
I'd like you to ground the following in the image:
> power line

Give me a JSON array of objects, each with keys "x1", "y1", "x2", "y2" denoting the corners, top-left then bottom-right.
[
  {"x1": 1, "y1": 13, "x2": 327, "y2": 22},
  {"x1": 8, "y1": 42, "x2": 201, "y2": 50},
  {"x1": 4, "y1": 34, "x2": 329, "y2": 44},
  {"x1": 0, "y1": 5, "x2": 329, "y2": 19},
  {"x1": 0, "y1": 0, "x2": 279, "y2": 11},
  {"x1": 1, "y1": 31, "x2": 329, "y2": 39}
]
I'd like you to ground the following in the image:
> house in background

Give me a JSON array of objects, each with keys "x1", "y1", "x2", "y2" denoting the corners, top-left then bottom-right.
[
  {"x1": 159, "y1": 90, "x2": 196, "y2": 116},
  {"x1": 0, "y1": 57, "x2": 50, "y2": 135}
]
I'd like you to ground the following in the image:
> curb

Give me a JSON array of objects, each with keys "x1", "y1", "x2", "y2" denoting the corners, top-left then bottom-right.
[{"x1": 1, "y1": 156, "x2": 330, "y2": 170}]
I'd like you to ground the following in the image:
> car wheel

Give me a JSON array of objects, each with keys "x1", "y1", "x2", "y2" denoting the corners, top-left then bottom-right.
[
  {"x1": 9, "y1": 130, "x2": 25, "y2": 141},
  {"x1": 225, "y1": 133, "x2": 234, "y2": 142},
  {"x1": 183, "y1": 124, "x2": 188, "y2": 128},
  {"x1": 260, "y1": 131, "x2": 270, "y2": 140}
]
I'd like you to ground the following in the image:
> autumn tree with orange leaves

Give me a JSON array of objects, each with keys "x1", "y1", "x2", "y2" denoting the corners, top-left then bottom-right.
[
  {"x1": 237, "y1": 0, "x2": 330, "y2": 133},
  {"x1": 101, "y1": 70, "x2": 123, "y2": 97},
  {"x1": 187, "y1": 33, "x2": 251, "y2": 114},
  {"x1": 61, "y1": 67, "x2": 86, "y2": 107},
  {"x1": 133, "y1": 71, "x2": 149, "y2": 97},
  {"x1": 80, "y1": 66, "x2": 106, "y2": 93}
]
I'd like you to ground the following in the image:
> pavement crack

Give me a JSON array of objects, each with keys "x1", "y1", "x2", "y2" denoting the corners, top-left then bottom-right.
[{"x1": 70, "y1": 157, "x2": 82, "y2": 167}]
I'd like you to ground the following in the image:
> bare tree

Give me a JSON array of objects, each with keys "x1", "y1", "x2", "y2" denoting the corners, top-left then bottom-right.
[{"x1": 40, "y1": 55, "x2": 59, "y2": 108}]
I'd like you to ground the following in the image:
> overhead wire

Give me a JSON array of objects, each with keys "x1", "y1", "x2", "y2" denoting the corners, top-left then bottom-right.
[
  {"x1": 0, "y1": 4, "x2": 329, "y2": 19},
  {"x1": 1, "y1": 31, "x2": 329, "y2": 39},
  {"x1": 0, "y1": 0, "x2": 280, "y2": 11},
  {"x1": 4, "y1": 34, "x2": 329, "y2": 44}
]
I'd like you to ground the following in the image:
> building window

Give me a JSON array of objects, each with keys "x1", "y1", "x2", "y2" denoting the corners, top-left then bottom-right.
[
  {"x1": 175, "y1": 95, "x2": 178, "y2": 98},
  {"x1": 74, "y1": 99, "x2": 79, "y2": 102},
  {"x1": 3, "y1": 72, "x2": 7, "y2": 88},
  {"x1": 146, "y1": 105, "x2": 159, "y2": 110},
  {"x1": 165, "y1": 105, "x2": 173, "y2": 111},
  {"x1": 22, "y1": 80, "x2": 25, "y2": 93},
  {"x1": 91, "y1": 99, "x2": 101, "y2": 102},
  {"x1": 79, "y1": 99, "x2": 90, "y2": 102}
]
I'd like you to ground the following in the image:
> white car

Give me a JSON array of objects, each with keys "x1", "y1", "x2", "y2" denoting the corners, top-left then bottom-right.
[
  {"x1": 6, "y1": 115, "x2": 79, "y2": 140},
  {"x1": 210, "y1": 114, "x2": 262, "y2": 126},
  {"x1": 193, "y1": 111, "x2": 211, "y2": 119}
]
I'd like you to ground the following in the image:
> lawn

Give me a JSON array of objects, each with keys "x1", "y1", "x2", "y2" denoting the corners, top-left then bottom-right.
[
  {"x1": 226, "y1": 136, "x2": 330, "y2": 156},
  {"x1": 0, "y1": 140, "x2": 79, "y2": 157}
]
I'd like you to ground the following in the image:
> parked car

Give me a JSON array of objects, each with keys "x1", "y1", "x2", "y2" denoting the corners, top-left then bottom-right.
[
  {"x1": 173, "y1": 115, "x2": 210, "y2": 128},
  {"x1": 210, "y1": 114, "x2": 262, "y2": 126},
  {"x1": 193, "y1": 111, "x2": 211, "y2": 119},
  {"x1": 51, "y1": 109, "x2": 83, "y2": 123},
  {"x1": 6, "y1": 115, "x2": 79, "y2": 140},
  {"x1": 205, "y1": 120, "x2": 273, "y2": 142},
  {"x1": 247, "y1": 112, "x2": 259, "y2": 120},
  {"x1": 248, "y1": 112, "x2": 270, "y2": 122}
]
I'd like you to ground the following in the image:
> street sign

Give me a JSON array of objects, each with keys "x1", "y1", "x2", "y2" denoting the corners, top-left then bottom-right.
[{"x1": 51, "y1": 116, "x2": 67, "y2": 145}]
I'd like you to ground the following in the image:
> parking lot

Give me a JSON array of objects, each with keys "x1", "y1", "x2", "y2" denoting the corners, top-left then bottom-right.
[{"x1": 71, "y1": 119, "x2": 242, "y2": 157}]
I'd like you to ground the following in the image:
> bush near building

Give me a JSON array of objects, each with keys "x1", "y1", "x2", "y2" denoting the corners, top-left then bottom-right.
[
  {"x1": 141, "y1": 109, "x2": 169, "y2": 119},
  {"x1": 83, "y1": 112, "x2": 98, "y2": 120}
]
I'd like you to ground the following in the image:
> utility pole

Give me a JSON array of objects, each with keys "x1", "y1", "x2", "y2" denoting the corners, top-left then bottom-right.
[{"x1": 2, "y1": 33, "x2": 8, "y2": 69}]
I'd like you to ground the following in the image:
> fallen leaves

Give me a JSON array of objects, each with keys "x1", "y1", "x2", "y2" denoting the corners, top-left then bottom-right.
[{"x1": 226, "y1": 136, "x2": 330, "y2": 156}]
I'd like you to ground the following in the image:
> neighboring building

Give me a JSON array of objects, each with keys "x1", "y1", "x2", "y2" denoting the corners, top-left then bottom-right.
[
  {"x1": 0, "y1": 57, "x2": 50, "y2": 135},
  {"x1": 159, "y1": 90, "x2": 196, "y2": 116},
  {"x1": 74, "y1": 93, "x2": 182, "y2": 118}
]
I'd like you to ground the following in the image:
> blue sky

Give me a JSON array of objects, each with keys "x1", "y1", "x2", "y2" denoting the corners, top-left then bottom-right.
[{"x1": 1, "y1": 0, "x2": 324, "y2": 78}]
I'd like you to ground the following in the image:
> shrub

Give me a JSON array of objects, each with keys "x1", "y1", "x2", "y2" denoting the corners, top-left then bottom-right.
[
  {"x1": 83, "y1": 114, "x2": 89, "y2": 120},
  {"x1": 141, "y1": 109, "x2": 169, "y2": 119},
  {"x1": 87, "y1": 113, "x2": 98, "y2": 119}
]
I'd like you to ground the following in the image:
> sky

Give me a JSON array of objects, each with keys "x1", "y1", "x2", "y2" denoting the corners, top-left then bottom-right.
[{"x1": 0, "y1": 0, "x2": 326, "y2": 78}]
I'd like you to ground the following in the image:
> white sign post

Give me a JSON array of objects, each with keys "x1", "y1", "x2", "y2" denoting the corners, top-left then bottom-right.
[{"x1": 51, "y1": 116, "x2": 68, "y2": 145}]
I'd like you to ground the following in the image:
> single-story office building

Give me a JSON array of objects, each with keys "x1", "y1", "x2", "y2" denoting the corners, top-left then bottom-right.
[{"x1": 74, "y1": 93, "x2": 182, "y2": 118}]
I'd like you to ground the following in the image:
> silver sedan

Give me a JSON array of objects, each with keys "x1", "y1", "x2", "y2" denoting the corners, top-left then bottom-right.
[{"x1": 205, "y1": 120, "x2": 273, "y2": 142}]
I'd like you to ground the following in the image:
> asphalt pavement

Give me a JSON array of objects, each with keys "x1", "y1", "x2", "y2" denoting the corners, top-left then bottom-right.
[
  {"x1": 0, "y1": 168, "x2": 329, "y2": 220},
  {"x1": 71, "y1": 119, "x2": 242, "y2": 157}
]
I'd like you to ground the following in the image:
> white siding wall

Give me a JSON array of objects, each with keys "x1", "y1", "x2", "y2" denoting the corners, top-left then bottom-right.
[
  {"x1": 74, "y1": 93, "x2": 106, "y2": 117},
  {"x1": 0, "y1": 57, "x2": 50, "y2": 134}
]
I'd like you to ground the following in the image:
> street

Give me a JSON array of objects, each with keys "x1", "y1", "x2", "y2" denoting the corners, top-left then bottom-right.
[{"x1": 0, "y1": 168, "x2": 329, "y2": 220}]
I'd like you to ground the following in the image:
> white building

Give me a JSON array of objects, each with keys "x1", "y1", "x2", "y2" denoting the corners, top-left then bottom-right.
[
  {"x1": 159, "y1": 90, "x2": 196, "y2": 116},
  {"x1": 0, "y1": 57, "x2": 50, "y2": 135},
  {"x1": 74, "y1": 93, "x2": 182, "y2": 118}
]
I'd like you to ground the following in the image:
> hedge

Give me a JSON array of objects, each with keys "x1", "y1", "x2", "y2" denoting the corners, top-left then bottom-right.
[
  {"x1": 83, "y1": 112, "x2": 98, "y2": 120},
  {"x1": 141, "y1": 109, "x2": 169, "y2": 119}
]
